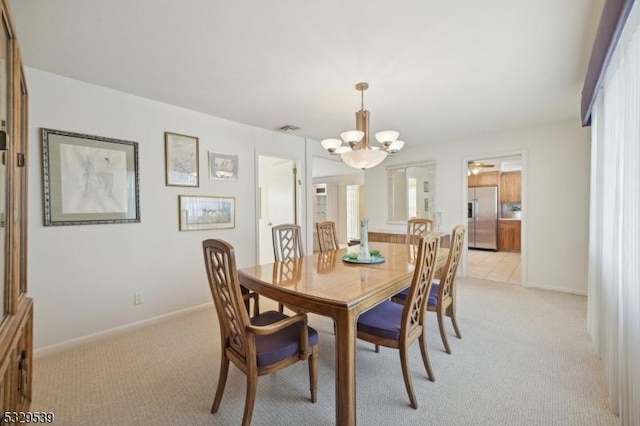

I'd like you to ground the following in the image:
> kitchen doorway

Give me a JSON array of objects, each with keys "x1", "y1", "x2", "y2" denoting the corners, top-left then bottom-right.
[{"x1": 465, "y1": 153, "x2": 524, "y2": 285}]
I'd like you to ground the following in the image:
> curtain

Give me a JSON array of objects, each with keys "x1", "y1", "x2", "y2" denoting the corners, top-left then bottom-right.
[{"x1": 588, "y1": 3, "x2": 640, "y2": 425}]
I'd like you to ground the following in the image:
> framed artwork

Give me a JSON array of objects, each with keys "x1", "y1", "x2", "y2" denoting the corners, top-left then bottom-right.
[
  {"x1": 165, "y1": 132, "x2": 199, "y2": 187},
  {"x1": 41, "y1": 128, "x2": 140, "y2": 226},
  {"x1": 209, "y1": 151, "x2": 238, "y2": 181},
  {"x1": 179, "y1": 195, "x2": 235, "y2": 231}
]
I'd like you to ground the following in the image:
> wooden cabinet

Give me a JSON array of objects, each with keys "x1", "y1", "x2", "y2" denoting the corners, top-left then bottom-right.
[
  {"x1": 468, "y1": 171, "x2": 498, "y2": 187},
  {"x1": 498, "y1": 220, "x2": 521, "y2": 252},
  {"x1": 0, "y1": 0, "x2": 33, "y2": 417},
  {"x1": 499, "y1": 171, "x2": 522, "y2": 203}
]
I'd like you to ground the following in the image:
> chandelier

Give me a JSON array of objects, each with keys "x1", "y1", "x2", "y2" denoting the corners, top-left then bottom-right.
[{"x1": 320, "y1": 82, "x2": 405, "y2": 170}]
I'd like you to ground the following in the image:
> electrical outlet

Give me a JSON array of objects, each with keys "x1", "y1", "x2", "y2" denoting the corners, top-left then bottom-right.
[{"x1": 134, "y1": 291, "x2": 144, "y2": 305}]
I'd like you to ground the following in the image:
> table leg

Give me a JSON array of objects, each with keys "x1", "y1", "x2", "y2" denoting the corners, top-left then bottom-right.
[{"x1": 334, "y1": 310, "x2": 357, "y2": 426}]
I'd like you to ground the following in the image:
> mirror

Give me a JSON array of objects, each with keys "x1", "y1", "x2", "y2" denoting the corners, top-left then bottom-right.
[{"x1": 387, "y1": 161, "x2": 435, "y2": 224}]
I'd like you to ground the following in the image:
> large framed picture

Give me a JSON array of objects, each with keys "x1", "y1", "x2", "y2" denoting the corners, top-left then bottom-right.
[
  {"x1": 165, "y1": 132, "x2": 199, "y2": 187},
  {"x1": 179, "y1": 195, "x2": 235, "y2": 231},
  {"x1": 41, "y1": 128, "x2": 140, "y2": 226},
  {"x1": 208, "y1": 151, "x2": 238, "y2": 181}
]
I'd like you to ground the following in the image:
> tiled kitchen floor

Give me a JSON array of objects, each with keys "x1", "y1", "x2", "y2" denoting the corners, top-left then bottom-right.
[{"x1": 467, "y1": 250, "x2": 521, "y2": 284}]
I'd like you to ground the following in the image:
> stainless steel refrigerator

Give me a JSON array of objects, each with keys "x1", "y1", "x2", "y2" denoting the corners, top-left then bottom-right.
[{"x1": 468, "y1": 186, "x2": 498, "y2": 250}]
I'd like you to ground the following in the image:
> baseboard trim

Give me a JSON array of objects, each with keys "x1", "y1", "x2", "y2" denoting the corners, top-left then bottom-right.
[
  {"x1": 525, "y1": 282, "x2": 587, "y2": 296},
  {"x1": 35, "y1": 302, "x2": 213, "y2": 357}
]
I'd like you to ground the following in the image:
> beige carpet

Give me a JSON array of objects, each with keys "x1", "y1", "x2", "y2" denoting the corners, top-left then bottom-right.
[{"x1": 33, "y1": 278, "x2": 619, "y2": 425}]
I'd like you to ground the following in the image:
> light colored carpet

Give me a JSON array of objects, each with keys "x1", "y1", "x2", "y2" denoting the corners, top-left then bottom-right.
[{"x1": 33, "y1": 278, "x2": 619, "y2": 425}]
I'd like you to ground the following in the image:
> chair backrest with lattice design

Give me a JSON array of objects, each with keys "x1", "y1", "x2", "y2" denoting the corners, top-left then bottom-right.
[
  {"x1": 272, "y1": 224, "x2": 304, "y2": 261},
  {"x1": 406, "y1": 218, "x2": 434, "y2": 244},
  {"x1": 401, "y1": 235, "x2": 440, "y2": 337},
  {"x1": 316, "y1": 221, "x2": 339, "y2": 252},
  {"x1": 202, "y1": 239, "x2": 251, "y2": 363},
  {"x1": 438, "y1": 225, "x2": 466, "y2": 302}
]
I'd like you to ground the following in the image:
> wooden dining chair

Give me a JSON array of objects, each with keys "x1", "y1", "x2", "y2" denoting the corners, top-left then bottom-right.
[
  {"x1": 316, "y1": 221, "x2": 339, "y2": 252},
  {"x1": 356, "y1": 235, "x2": 440, "y2": 408},
  {"x1": 272, "y1": 223, "x2": 304, "y2": 261},
  {"x1": 406, "y1": 218, "x2": 434, "y2": 244},
  {"x1": 392, "y1": 225, "x2": 466, "y2": 354},
  {"x1": 202, "y1": 239, "x2": 319, "y2": 426},
  {"x1": 272, "y1": 223, "x2": 305, "y2": 313}
]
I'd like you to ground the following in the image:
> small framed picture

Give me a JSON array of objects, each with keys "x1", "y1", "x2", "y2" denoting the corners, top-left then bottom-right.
[
  {"x1": 209, "y1": 151, "x2": 238, "y2": 181},
  {"x1": 179, "y1": 195, "x2": 235, "y2": 231},
  {"x1": 423, "y1": 181, "x2": 430, "y2": 193},
  {"x1": 41, "y1": 128, "x2": 140, "y2": 226},
  {"x1": 165, "y1": 132, "x2": 199, "y2": 187}
]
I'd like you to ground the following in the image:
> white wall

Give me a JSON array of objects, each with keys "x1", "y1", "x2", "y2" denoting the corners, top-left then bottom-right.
[
  {"x1": 27, "y1": 68, "x2": 307, "y2": 350},
  {"x1": 27, "y1": 68, "x2": 591, "y2": 350},
  {"x1": 364, "y1": 120, "x2": 591, "y2": 295}
]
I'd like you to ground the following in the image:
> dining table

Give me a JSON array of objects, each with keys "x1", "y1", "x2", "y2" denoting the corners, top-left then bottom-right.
[{"x1": 238, "y1": 241, "x2": 449, "y2": 426}]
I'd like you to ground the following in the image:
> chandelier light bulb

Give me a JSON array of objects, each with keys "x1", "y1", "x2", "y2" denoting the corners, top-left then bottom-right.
[
  {"x1": 340, "y1": 130, "x2": 365, "y2": 144},
  {"x1": 320, "y1": 138, "x2": 342, "y2": 154}
]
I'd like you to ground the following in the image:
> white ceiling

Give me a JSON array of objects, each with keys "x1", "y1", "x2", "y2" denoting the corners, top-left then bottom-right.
[{"x1": 9, "y1": 0, "x2": 603, "y2": 147}]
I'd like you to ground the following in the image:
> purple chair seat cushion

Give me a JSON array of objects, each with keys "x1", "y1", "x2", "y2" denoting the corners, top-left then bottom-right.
[
  {"x1": 357, "y1": 301, "x2": 404, "y2": 341},
  {"x1": 394, "y1": 283, "x2": 439, "y2": 307},
  {"x1": 250, "y1": 310, "x2": 319, "y2": 366}
]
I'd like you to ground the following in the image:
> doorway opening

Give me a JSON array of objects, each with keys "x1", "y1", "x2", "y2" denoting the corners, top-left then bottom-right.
[
  {"x1": 311, "y1": 156, "x2": 364, "y2": 251},
  {"x1": 257, "y1": 154, "x2": 299, "y2": 265},
  {"x1": 465, "y1": 154, "x2": 524, "y2": 285},
  {"x1": 346, "y1": 185, "x2": 361, "y2": 242}
]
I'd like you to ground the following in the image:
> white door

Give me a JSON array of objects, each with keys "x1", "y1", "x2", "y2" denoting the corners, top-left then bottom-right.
[{"x1": 258, "y1": 155, "x2": 297, "y2": 264}]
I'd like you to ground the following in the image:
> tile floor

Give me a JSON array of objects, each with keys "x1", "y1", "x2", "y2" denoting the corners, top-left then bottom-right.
[{"x1": 467, "y1": 250, "x2": 521, "y2": 284}]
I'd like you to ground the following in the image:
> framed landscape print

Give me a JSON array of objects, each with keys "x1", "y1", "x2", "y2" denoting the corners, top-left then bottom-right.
[
  {"x1": 208, "y1": 151, "x2": 238, "y2": 181},
  {"x1": 179, "y1": 195, "x2": 235, "y2": 231},
  {"x1": 41, "y1": 128, "x2": 140, "y2": 226},
  {"x1": 165, "y1": 132, "x2": 199, "y2": 187}
]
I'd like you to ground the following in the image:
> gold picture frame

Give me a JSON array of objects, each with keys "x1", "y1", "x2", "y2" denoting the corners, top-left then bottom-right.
[
  {"x1": 208, "y1": 151, "x2": 238, "y2": 181},
  {"x1": 165, "y1": 132, "x2": 199, "y2": 187},
  {"x1": 179, "y1": 195, "x2": 235, "y2": 231}
]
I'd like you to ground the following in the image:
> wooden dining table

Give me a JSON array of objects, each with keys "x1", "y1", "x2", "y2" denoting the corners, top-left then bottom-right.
[{"x1": 238, "y1": 241, "x2": 449, "y2": 426}]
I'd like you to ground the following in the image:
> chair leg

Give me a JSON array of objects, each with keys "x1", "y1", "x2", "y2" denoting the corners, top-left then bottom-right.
[
  {"x1": 211, "y1": 352, "x2": 230, "y2": 413},
  {"x1": 241, "y1": 373, "x2": 258, "y2": 426},
  {"x1": 309, "y1": 346, "x2": 318, "y2": 403},
  {"x1": 447, "y1": 303, "x2": 462, "y2": 339},
  {"x1": 418, "y1": 333, "x2": 435, "y2": 382},
  {"x1": 278, "y1": 302, "x2": 284, "y2": 313},
  {"x1": 437, "y1": 307, "x2": 452, "y2": 354},
  {"x1": 375, "y1": 344, "x2": 380, "y2": 353},
  {"x1": 399, "y1": 345, "x2": 418, "y2": 409}
]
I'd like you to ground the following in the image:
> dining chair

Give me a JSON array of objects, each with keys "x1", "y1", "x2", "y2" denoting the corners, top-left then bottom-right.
[
  {"x1": 272, "y1": 224, "x2": 305, "y2": 313},
  {"x1": 202, "y1": 239, "x2": 319, "y2": 426},
  {"x1": 406, "y1": 218, "x2": 434, "y2": 245},
  {"x1": 392, "y1": 225, "x2": 466, "y2": 354},
  {"x1": 356, "y1": 235, "x2": 440, "y2": 409},
  {"x1": 316, "y1": 221, "x2": 339, "y2": 252},
  {"x1": 272, "y1": 223, "x2": 305, "y2": 261}
]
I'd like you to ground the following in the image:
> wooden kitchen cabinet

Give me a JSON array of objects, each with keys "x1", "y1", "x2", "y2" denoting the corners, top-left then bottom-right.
[
  {"x1": 498, "y1": 220, "x2": 521, "y2": 252},
  {"x1": 499, "y1": 171, "x2": 522, "y2": 203},
  {"x1": 468, "y1": 171, "x2": 499, "y2": 187}
]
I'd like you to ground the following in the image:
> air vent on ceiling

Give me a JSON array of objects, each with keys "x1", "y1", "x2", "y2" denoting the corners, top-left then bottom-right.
[{"x1": 277, "y1": 124, "x2": 301, "y2": 132}]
